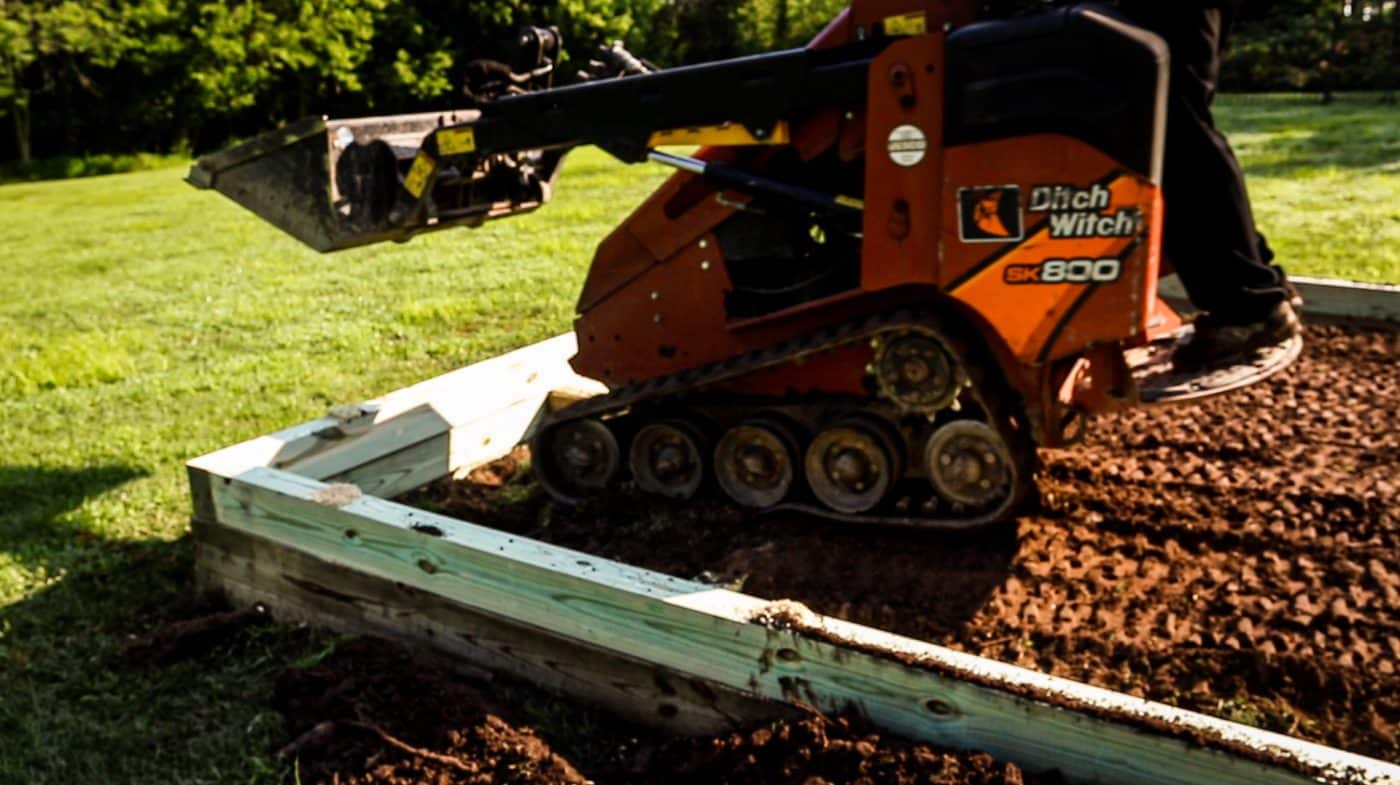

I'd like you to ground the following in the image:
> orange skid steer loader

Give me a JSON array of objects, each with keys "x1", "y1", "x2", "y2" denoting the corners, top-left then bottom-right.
[{"x1": 189, "y1": 1, "x2": 1300, "y2": 529}]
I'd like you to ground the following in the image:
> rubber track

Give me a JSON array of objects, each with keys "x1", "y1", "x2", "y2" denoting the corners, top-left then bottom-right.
[{"x1": 536, "y1": 309, "x2": 1035, "y2": 530}]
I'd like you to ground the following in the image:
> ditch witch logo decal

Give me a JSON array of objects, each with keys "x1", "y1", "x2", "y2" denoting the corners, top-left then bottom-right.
[
  {"x1": 958, "y1": 182, "x2": 1145, "y2": 244},
  {"x1": 1030, "y1": 184, "x2": 1143, "y2": 239},
  {"x1": 957, "y1": 186, "x2": 1023, "y2": 243}
]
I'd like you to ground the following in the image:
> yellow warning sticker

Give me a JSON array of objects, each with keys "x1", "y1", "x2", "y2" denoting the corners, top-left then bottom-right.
[
  {"x1": 438, "y1": 126, "x2": 476, "y2": 155},
  {"x1": 883, "y1": 11, "x2": 927, "y2": 36},
  {"x1": 403, "y1": 150, "x2": 435, "y2": 198},
  {"x1": 647, "y1": 122, "x2": 791, "y2": 147}
]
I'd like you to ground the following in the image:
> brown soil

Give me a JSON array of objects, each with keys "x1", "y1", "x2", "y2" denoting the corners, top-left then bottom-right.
[
  {"x1": 408, "y1": 324, "x2": 1400, "y2": 762},
  {"x1": 275, "y1": 636, "x2": 1043, "y2": 785},
  {"x1": 124, "y1": 606, "x2": 267, "y2": 667}
]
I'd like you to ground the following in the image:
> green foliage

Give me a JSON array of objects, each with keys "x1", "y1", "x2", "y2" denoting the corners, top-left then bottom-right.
[
  {"x1": 738, "y1": 0, "x2": 849, "y2": 52},
  {"x1": 0, "y1": 0, "x2": 126, "y2": 160},
  {"x1": 0, "y1": 5, "x2": 30, "y2": 106},
  {"x1": 0, "y1": 1, "x2": 1396, "y2": 162},
  {"x1": 1225, "y1": 0, "x2": 1399, "y2": 94},
  {"x1": 0, "y1": 149, "x2": 183, "y2": 183},
  {"x1": 183, "y1": 0, "x2": 385, "y2": 114}
]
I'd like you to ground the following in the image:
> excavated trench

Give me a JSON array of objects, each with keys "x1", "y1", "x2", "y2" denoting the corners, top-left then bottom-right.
[{"x1": 278, "y1": 323, "x2": 1396, "y2": 783}]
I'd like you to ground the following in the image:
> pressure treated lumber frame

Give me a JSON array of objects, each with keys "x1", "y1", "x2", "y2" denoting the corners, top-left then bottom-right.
[
  {"x1": 191, "y1": 293, "x2": 1400, "y2": 785},
  {"x1": 1160, "y1": 274, "x2": 1400, "y2": 324}
]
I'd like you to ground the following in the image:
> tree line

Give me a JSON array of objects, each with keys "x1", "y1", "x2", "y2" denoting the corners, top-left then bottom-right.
[{"x1": 1, "y1": 0, "x2": 1395, "y2": 165}]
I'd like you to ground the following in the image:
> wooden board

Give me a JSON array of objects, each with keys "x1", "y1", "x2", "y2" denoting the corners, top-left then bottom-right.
[
  {"x1": 1159, "y1": 274, "x2": 1400, "y2": 324},
  {"x1": 194, "y1": 514, "x2": 788, "y2": 735},
  {"x1": 190, "y1": 328, "x2": 1400, "y2": 785},
  {"x1": 191, "y1": 334, "x2": 604, "y2": 500}
]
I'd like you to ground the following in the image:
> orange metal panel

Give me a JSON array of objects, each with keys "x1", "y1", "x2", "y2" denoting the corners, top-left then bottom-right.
[
  {"x1": 628, "y1": 171, "x2": 739, "y2": 264},
  {"x1": 941, "y1": 136, "x2": 1163, "y2": 364},
  {"x1": 572, "y1": 235, "x2": 733, "y2": 385},
  {"x1": 860, "y1": 34, "x2": 944, "y2": 291},
  {"x1": 577, "y1": 225, "x2": 658, "y2": 314}
]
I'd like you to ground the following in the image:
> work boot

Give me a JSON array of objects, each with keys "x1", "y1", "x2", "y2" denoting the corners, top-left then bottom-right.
[
  {"x1": 1283, "y1": 276, "x2": 1305, "y2": 309},
  {"x1": 1173, "y1": 300, "x2": 1302, "y2": 372}
]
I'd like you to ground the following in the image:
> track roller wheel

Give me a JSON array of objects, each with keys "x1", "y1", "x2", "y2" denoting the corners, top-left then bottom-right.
[
  {"x1": 874, "y1": 332, "x2": 962, "y2": 412},
  {"x1": 629, "y1": 420, "x2": 706, "y2": 500},
  {"x1": 923, "y1": 420, "x2": 1018, "y2": 510},
  {"x1": 714, "y1": 417, "x2": 801, "y2": 509},
  {"x1": 531, "y1": 418, "x2": 621, "y2": 504},
  {"x1": 804, "y1": 416, "x2": 902, "y2": 514}
]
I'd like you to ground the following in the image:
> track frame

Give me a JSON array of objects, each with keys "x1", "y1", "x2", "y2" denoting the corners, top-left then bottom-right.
[{"x1": 189, "y1": 283, "x2": 1400, "y2": 785}]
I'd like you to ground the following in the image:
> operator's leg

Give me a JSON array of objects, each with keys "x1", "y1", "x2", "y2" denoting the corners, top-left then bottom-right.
[{"x1": 1118, "y1": 1, "x2": 1299, "y2": 367}]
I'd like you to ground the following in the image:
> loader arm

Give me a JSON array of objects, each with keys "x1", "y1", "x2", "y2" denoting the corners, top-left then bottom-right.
[
  {"x1": 190, "y1": 43, "x2": 878, "y2": 253},
  {"x1": 442, "y1": 44, "x2": 874, "y2": 162}
]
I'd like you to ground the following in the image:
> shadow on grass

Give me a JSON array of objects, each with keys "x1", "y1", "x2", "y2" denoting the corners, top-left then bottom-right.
[
  {"x1": 1217, "y1": 94, "x2": 1400, "y2": 177},
  {"x1": 0, "y1": 463, "x2": 149, "y2": 552},
  {"x1": 0, "y1": 464, "x2": 326, "y2": 785}
]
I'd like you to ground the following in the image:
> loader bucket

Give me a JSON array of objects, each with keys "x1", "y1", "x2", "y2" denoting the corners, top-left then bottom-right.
[{"x1": 189, "y1": 109, "x2": 545, "y2": 253}]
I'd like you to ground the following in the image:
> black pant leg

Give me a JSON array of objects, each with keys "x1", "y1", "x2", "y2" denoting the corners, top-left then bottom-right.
[{"x1": 1119, "y1": 2, "x2": 1286, "y2": 323}]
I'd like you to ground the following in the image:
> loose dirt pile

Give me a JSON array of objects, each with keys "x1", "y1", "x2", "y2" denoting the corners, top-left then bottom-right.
[
  {"x1": 411, "y1": 324, "x2": 1400, "y2": 762},
  {"x1": 275, "y1": 637, "x2": 1041, "y2": 785}
]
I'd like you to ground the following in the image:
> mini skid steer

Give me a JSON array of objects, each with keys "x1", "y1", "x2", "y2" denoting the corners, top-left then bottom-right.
[{"x1": 189, "y1": 0, "x2": 1301, "y2": 529}]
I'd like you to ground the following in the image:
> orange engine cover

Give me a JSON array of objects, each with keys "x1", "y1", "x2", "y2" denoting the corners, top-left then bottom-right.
[
  {"x1": 940, "y1": 136, "x2": 1164, "y2": 366},
  {"x1": 570, "y1": 26, "x2": 1165, "y2": 437}
]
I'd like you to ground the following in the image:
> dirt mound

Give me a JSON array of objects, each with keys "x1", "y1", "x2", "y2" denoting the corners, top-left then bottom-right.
[
  {"x1": 647, "y1": 715, "x2": 1033, "y2": 785},
  {"x1": 274, "y1": 638, "x2": 587, "y2": 785},
  {"x1": 124, "y1": 606, "x2": 267, "y2": 667},
  {"x1": 412, "y1": 324, "x2": 1400, "y2": 761},
  {"x1": 274, "y1": 637, "x2": 1042, "y2": 785}
]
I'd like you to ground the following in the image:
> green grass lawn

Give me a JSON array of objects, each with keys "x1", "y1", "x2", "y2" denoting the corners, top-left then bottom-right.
[
  {"x1": 0, "y1": 152, "x2": 190, "y2": 186},
  {"x1": 1222, "y1": 94, "x2": 1400, "y2": 282},
  {"x1": 1, "y1": 94, "x2": 1396, "y2": 784}
]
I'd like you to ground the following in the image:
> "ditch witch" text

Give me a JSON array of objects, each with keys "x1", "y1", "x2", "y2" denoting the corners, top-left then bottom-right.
[{"x1": 1029, "y1": 184, "x2": 1142, "y2": 239}]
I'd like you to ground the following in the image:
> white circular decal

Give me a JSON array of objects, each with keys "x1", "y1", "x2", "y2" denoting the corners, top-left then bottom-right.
[{"x1": 886, "y1": 124, "x2": 927, "y2": 167}]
